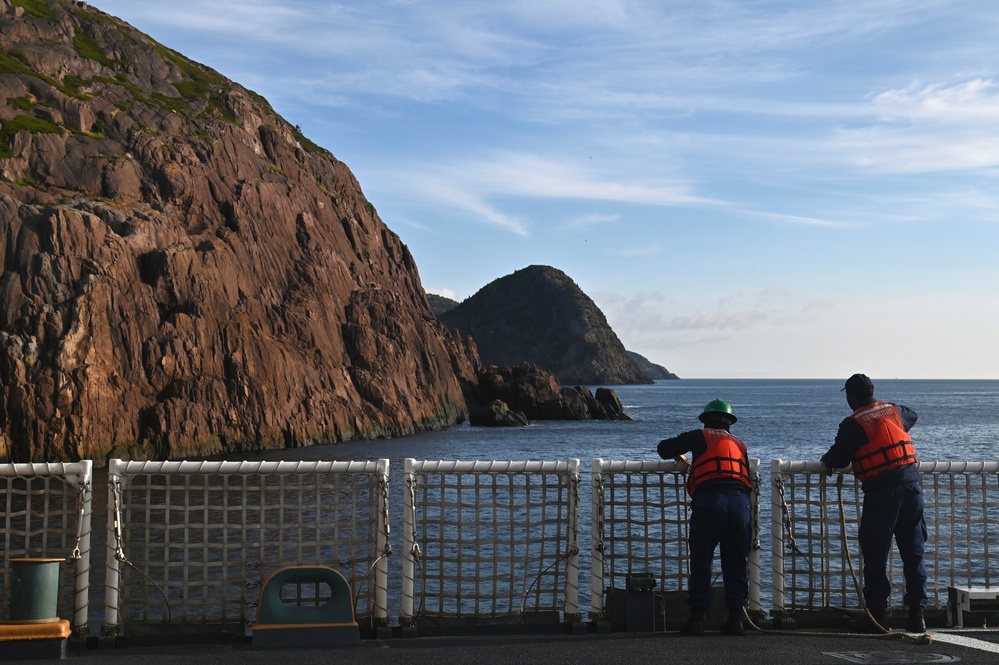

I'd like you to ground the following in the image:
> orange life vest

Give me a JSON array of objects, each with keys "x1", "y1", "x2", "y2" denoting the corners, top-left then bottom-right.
[
  {"x1": 686, "y1": 429, "x2": 752, "y2": 496},
  {"x1": 849, "y1": 401, "x2": 918, "y2": 482}
]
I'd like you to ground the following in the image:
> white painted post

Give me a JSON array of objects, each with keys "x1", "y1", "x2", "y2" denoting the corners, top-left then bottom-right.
[
  {"x1": 590, "y1": 458, "x2": 606, "y2": 621},
  {"x1": 770, "y1": 459, "x2": 785, "y2": 619},
  {"x1": 564, "y1": 458, "x2": 580, "y2": 621},
  {"x1": 401, "y1": 458, "x2": 417, "y2": 625}
]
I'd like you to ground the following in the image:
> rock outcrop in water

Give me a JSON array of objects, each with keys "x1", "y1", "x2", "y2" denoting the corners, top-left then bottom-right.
[
  {"x1": 0, "y1": 0, "x2": 481, "y2": 462},
  {"x1": 438, "y1": 265, "x2": 653, "y2": 386},
  {"x1": 470, "y1": 363, "x2": 631, "y2": 424}
]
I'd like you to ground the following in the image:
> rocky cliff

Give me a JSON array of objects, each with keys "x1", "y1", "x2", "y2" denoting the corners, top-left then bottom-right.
[
  {"x1": 432, "y1": 291, "x2": 676, "y2": 382},
  {"x1": 438, "y1": 265, "x2": 652, "y2": 386},
  {"x1": 0, "y1": 0, "x2": 481, "y2": 462},
  {"x1": 627, "y1": 351, "x2": 679, "y2": 381}
]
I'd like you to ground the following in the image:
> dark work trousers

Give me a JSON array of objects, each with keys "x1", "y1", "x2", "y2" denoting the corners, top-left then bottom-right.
[
  {"x1": 687, "y1": 490, "x2": 752, "y2": 610},
  {"x1": 858, "y1": 480, "x2": 929, "y2": 609}
]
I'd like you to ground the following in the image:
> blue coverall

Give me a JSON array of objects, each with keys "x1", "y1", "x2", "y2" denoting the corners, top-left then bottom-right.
[
  {"x1": 821, "y1": 401, "x2": 928, "y2": 610},
  {"x1": 658, "y1": 429, "x2": 752, "y2": 611}
]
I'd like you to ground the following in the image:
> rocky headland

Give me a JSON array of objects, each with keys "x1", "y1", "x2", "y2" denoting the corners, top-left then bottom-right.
[
  {"x1": 1, "y1": 0, "x2": 484, "y2": 461},
  {"x1": 438, "y1": 265, "x2": 654, "y2": 386},
  {"x1": 0, "y1": 0, "x2": 671, "y2": 459},
  {"x1": 627, "y1": 351, "x2": 679, "y2": 381}
]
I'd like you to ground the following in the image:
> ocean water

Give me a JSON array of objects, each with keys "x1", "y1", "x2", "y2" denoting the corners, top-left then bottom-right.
[
  {"x1": 80, "y1": 379, "x2": 997, "y2": 626},
  {"x1": 245, "y1": 379, "x2": 997, "y2": 604},
  {"x1": 251, "y1": 378, "x2": 999, "y2": 467}
]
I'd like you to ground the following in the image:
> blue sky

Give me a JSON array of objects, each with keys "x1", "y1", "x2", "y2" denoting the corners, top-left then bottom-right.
[{"x1": 93, "y1": 1, "x2": 999, "y2": 379}]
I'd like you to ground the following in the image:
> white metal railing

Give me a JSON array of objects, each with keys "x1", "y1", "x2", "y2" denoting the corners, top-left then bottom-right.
[
  {"x1": 771, "y1": 460, "x2": 999, "y2": 616},
  {"x1": 401, "y1": 458, "x2": 581, "y2": 625},
  {"x1": 0, "y1": 461, "x2": 93, "y2": 633},
  {"x1": 5, "y1": 456, "x2": 997, "y2": 633},
  {"x1": 103, "y1": 459, "x2": 390, "y2": 635},
  {"x1": 590, "y1": 458, "x2": 763, "y2": 622}
]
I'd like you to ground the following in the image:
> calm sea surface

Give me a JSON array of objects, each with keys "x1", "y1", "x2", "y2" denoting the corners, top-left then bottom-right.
[
  {"x1": 238, "y1": 378, "x2": 997, "y2": 616},
  {"x1": 249, "y1": 378, "x2": 999, "y2": 467},
  {"x1": 81, "y1": 379, "x2": 996, "y2": 625}
]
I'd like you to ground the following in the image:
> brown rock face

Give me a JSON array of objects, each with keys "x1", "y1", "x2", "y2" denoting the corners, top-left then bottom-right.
[{"x1": 0, "y1": 0, "x2": 480, "y2": 461}]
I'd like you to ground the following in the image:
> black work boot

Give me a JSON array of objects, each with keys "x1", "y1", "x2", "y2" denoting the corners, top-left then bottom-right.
[
  {"x1": 850, "y1": 607, "x2": 887, "y2": 633},
  {"x1": 681, "y1": 607, "x2": 705, "y2": 635},
  {"x1": 906, "y1": 606, "x2": 926, "y2": 633},
  {"x1": 867, "y1": 607, "x2": 888, "y2": 632},
  {"x1": 721, "y1": 607, "x2": 745, "y2": 636}
]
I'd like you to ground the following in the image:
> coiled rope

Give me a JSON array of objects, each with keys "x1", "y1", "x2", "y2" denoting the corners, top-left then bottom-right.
[{"x1": 733, "y1": 473, "x2": 931, "y2": 644}]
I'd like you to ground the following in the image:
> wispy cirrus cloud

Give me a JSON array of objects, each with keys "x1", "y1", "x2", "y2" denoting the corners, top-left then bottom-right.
[
  {"x1": 92, "y1": 0, "x2": 999, "y2": 378},
  {"x1": 828, "y1": 79, "x2": 999, "y2": 173},
  {"x1": 373, "y1": 151, "x2": 712, "y2": 234},
  {"x1": 871, "y1": 79, "x2": 999, "y2": 122},
  {"x1": 594, "y1": 288, "x2": 836, "y2": 350}
]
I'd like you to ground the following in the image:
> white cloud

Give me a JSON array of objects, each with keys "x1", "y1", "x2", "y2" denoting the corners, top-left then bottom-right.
[
  {"x1": 729, "y1": 207, "x2": 860, "y2": 230},
  {"x1": 459, "y1": 153, "x2": 708, "y2": 205},
  {"x1": 92, "y1": 0, "x2": 999, "y2": 378},
  {"x1": 406, "y1": 176, "x2": 531, "y2": 236},
  {"x1": 373, "y1": 151, "x2": 712, "y2": 233},
  {"x1": 594, "y1": 287, "x2": 837, "y2": 355},
  {"x1": 826, "y1": 78, "x2": 999, "y2": 173},
  {"x1": 871, "y1": 79, "x2": 999, "y2": 122}
]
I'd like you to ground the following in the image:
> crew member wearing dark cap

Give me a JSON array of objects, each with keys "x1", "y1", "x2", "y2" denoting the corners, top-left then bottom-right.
[
  {"x1": 820, "y1": 374, "x2": 927, "y2": 633},
  {"x1": 658, "y1": 399, "x2": 753, "y2": 636}
]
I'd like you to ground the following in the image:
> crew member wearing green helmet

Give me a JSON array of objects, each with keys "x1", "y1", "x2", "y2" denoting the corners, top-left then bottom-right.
[{"x1": 657, "y1": 399, "x2": 753, "y2": 636}]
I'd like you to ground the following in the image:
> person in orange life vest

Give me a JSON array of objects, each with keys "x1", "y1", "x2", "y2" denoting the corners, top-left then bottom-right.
[
  {"x1": 657, "y1": 399, "x2": 752, "y2": 636},
  {"x1": 820, "y1": 373, "x2": 927, "y2": 633}
]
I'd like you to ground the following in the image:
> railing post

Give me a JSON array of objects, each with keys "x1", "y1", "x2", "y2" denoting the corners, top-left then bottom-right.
[
  {"x1": 374, "y1": 458, "x2": 391, "y2": 626},
  {"x1": 590, "y1": 458, "x2": 606, "y2": 622},
  {"x1": 400, "y1": 458, "x2": 417, "y2": 626},
  {"x1": 563, "y1": 459, "x2": 580, "y2": 622},
  {"x1": 748, "y1": 459, "x2": 762, "y2": 615},
  {"x1": 770, "y1": 459, "x2": 786, "y2": 619},
  {"x1": 103, "y1": 459, "x2": 124, "y2": 635},
  {"x1": 71, "y1": 460, "x2": 93, "y2": 634}
]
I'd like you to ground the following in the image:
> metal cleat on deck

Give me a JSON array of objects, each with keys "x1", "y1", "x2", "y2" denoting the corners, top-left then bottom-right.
[{"x1": 252, "y1": 566, "x2": 360, "y2": 648}]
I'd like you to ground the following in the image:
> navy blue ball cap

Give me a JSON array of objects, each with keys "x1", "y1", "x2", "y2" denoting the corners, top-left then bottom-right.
[{"x1": 842, "y1": 373, "x2": 874, "y2": 394}]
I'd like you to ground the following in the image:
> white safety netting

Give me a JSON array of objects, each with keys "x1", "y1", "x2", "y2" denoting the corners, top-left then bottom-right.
[
  {"x1": 590, "y1": 459, "x2": 764, "y2": 621},
  {"x1": 104, "y1": 459, "x2": 389, "y2": 635},
  {"x1": 401, "y1": 459, "x2": 580, "y2": 625},
  {"x1": 771, "y1": 460, "x2": 999, "y2": 615},
  {"x1": 7, "y1": 456, "x2": 997, "y2": 631},
  {"x1": 0, "y1": 461, "x2": 93, "y2": 632},
  {"x1": 921, "y1": 462, "x2": 998, "y2": 597}
]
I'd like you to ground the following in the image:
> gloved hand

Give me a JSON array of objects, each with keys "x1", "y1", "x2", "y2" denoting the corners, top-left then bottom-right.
[{"x1": 820, "y1": 458, "x2": 834, "y2": 477}]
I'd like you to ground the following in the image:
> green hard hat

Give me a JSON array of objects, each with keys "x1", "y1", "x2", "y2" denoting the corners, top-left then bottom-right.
[{"x1": 698, "y1": 398, "x2": 737, "y2": 424}]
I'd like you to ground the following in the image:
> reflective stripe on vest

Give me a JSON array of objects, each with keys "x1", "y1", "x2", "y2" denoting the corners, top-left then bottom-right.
[
  {"x1": 849, "y1": 401, "x2": 918, "y2": 482},
  {"x1": 685, "y1": 429, "x2": 752, "y2": 496}
]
